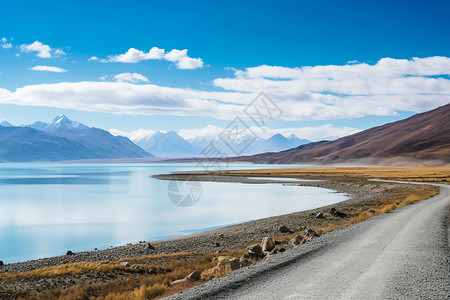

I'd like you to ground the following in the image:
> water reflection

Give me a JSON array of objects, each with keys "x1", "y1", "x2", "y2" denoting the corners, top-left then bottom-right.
[{"x1": 0, "y1": 163, "x2": 348, "y2": 263}]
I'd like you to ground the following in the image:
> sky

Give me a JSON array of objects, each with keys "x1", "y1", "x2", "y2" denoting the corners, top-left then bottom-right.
[{"x1": 0, "y1": 0, "x2": 449, "y2": 141}]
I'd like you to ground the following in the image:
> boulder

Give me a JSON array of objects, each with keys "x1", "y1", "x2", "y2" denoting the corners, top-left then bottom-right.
[
  {"x1": 215, "y1": 257, "x2": 240, "y2": 274},
  {"x1": 261, "y1": 237, "x2": 275, "y2": 252},
  {"x1": 330, "y1": 207, "x2": 347, "y2": 218},
  {"x1": 148, "y1": 268, "x2": 157, "y2": 275},
  {"x1": 239, "y1": 255, "x2": 252, "y2": 266},
  {"x1": 278, "y1": 225, "x2": 290, "y2": 233},
  {"x1": 119, "y1": 262, "x2": 131, "y2": 267},
  {"x1": 66, "y1": 250, "x2": 74, "y2": 256},
  {"x1": 289, "y1": 235, "x2": 303, "y2": 246},
  {"x1": 0, "y1": 260, "x2": 3, "y2": 266},
  {"x1": 248, "y1": 244, "x2": 264, "y2": 258},
  {"x1": 187, "y1": 270, "x2": 201, "y2": 281},
  {"x1": 315, "y1": 212, "x2": 324, "y2": 218},
  {"x1": 131, "y1": 264, "x2": 139, "y2": 270},
  {"x1": 147, "y1": 243, "x2": 155, "y2": 249}
]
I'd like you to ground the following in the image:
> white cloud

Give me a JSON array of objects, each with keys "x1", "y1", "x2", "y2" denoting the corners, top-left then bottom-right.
[
  {"x1": 113, "y1": 72, "x2": 149, "y2": 83},
  {"x1": 88, "y1": 56, "x2": 99, "y2": 61},
  {"x1": 1, "y1": 37, "x2": 12, "y2": 49},
  {"x1": 98, "y1": 47, "x2": 204, "y2": 69},
  {"x1": 20, "y1": 41, "x2": 52, "y2": 58},
  {"x1": 164, "y1": 49, "x2": 204, "y2": 69},
  {"x1": 29, "y1": 65, "x2": 67, "y2": 73},
  {"x1": 19, "y1": 41, "x2": 66, "y2": 58},
  {"x1": 103, "y1": 47, "x2": 165, "y2": 63},
  {"x1": 53, "y1": 49, "x2": 66, "y2": 57},
  {"x1": 0, "y1": 57, "x2": 448, "y2": 121}
]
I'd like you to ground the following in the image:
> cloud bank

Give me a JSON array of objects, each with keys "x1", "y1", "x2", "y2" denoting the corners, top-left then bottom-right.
[{"x1": 0, "y1": 57, "x2": 449, "y2": 120}]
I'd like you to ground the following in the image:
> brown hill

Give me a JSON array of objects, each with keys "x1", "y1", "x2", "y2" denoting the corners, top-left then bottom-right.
[{"x1": 238, "y1": 103, "x2": 450, "y2": 164}]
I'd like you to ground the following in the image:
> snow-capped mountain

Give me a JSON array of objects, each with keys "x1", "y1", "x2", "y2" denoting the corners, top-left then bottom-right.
[
  {"x1": 27, "y1": 115, "x2": 89, "y2": 132},
  {"x1": 133, "y1": 131, "x2": 199, "y2": 157},
  {"x1": 0, "y1": 115, "x2": 152, "y2": 162},
  {"x1": 113, "y1": 129, "x2": 311, "y2": 157},
  {"x1": 0, "y1": 121, "x2": 13, "y2": 127}
]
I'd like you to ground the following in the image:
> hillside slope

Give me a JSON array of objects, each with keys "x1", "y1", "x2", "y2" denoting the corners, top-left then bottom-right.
[{"x1": 238, "y1": 104, "x2": 450, "y2": 163}]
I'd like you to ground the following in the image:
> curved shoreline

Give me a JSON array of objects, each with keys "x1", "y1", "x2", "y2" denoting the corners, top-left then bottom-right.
[{"x1": 1, "y1": 177, "x2": 414, "y2": 274}]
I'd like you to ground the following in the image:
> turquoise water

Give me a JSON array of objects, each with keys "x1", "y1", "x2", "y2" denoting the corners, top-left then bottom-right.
[{"x1": 0, "y1": 163, "x2": 348, "y2": 264}]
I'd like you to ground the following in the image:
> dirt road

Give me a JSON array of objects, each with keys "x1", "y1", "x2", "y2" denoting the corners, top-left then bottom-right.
[{"x1": 167, "y1": 182, "x2": 449, "y2": 299}]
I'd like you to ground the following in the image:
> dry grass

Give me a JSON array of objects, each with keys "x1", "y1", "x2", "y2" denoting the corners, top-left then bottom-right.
[
  {"x1": 1, "y1": 253, "x2": 192, "y2": 281},
  {"x1": 210, "y1": 166, "x2": 450, "y2": 182},
  {"x1": 10, "y1": 250, "x2": 246, "y2": 300},
  {"x1": 313, "y1": 184, "x2": 439, "y2": 235}
]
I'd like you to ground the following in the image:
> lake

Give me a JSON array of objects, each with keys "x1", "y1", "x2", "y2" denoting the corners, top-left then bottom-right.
[{"x1": 0, "y1": 163, "x2": 348, "y2": 264}]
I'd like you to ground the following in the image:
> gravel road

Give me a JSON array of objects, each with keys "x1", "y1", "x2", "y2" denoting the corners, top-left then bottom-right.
[{"x1": 167, "y1": 182, "x2": 450, "y2": 299}]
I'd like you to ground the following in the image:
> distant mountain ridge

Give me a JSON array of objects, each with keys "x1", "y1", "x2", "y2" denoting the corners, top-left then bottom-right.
[
  {"x1": 0, "y1": 115, "x2": 152, "y2": 162},
  {"x1": 233, "y1": 103, "x2": 450, "y2": 163},
  {"x1": 125, "y1": 130, "x2": 311, "y2": 157}
]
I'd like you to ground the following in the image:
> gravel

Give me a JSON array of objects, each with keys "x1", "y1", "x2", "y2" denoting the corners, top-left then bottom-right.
[{"x1": 166, "y1": 182, "x2": 450, "y2": 300}]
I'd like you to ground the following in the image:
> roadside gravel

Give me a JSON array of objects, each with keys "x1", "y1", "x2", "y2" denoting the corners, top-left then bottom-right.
[{"x1": 166, "y1": 182, "x2": 450, "y2": 300}]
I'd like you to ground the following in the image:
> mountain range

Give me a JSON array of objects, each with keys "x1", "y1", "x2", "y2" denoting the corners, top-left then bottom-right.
[
  {"x1": 126, "y1": 130, "x2": 310, "y2": 157},
  {"x1": 2, "y1": 104, "x2": 447, "y2": 163},
  {"x1": 234, "y1": 103, "x2": 450, "y2": 164},
  {"x1": 0, "y1": 115, "x2": 151, "y2": 162}
]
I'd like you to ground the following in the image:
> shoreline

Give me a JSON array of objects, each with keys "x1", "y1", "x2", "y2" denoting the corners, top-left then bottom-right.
[{"x1": 1, "y1": 175, "x2": 419, "y2": 273}]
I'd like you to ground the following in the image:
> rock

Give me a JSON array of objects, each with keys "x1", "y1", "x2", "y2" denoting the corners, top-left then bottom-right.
[
  {"x1": 215, "y1": 258, "x2": 240, "y2": 274},
  {"x1": 269, "y1": 248, "x2": 279, "y2": 255},
  {"x1": 315, "y1": 212, "x2": 324, "y2": 218},
  {"x1": 289, "y1": 235, "x2": 303, "y2": 246},
  {"x1": 148, "y1": 268, "x2": 157, "y2": 275},
  {"x1": 172, "y1": 278, "x2": 190, "y2": 285},
  {"x1": 239, "y1": 255, "x2": 252, "y2": 266},
  {"x1": 0, "y1": 260, "x2": 3, "y2": 266},
  {"x1": 248, "y1": 244, "x2": 264, "y2": 258},
  {"x1": 187, "y1": 270, "x2": 201, "y2": 281},
  {"x1": 147, "y1": 243, "x2": 155, "y2": 249},
  {"x1": 261, "y1": 237, "x2": 275, "y2": 252},
  {"x1": 278, "y1": 225, "x2": 290, "y2": 233},
  {"x1": 131, "y1": 264, "x2": 140, "y2": 270},
  {"x1": 279, "y1": 247, "x2": 286, "y2": 252},
  {"x1": 215, "y1": 242, "x2": 221, "y2": 247},
  {"x1": 66, "y1": 250, "x2": 74, "y2": 256},
  {"x1": 119, "y1": 262, "x2": 130, "y2": 267},
  {"x1": 330, "y1": 207, "x2": 347, "y2": 218}
]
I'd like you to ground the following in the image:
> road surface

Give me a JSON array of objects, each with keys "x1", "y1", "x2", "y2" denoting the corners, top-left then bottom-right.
[{"x1": 167, "y1": 182, "x2": 449, "y2": 299}]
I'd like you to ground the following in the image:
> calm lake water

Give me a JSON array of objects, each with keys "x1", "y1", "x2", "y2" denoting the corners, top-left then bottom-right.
[{"x1": 0, "y1": 163, "x2": 348, "y2": 264}]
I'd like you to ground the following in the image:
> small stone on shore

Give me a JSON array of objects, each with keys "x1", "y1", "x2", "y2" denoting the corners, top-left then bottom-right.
[
  {"x1": 278, "y1": 225, "x2": 290, "y2": 233},
  {"x1": 261, "y1": 237, "x2": 275, "y2": 252},
  {"x1": 187, "y1": 270, "x2": 201, "y2": 281}
]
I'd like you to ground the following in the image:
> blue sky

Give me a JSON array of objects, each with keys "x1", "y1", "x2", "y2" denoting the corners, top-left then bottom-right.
[{"x1": 0, "y1": 0, "x2": 449, "y2": 141}]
